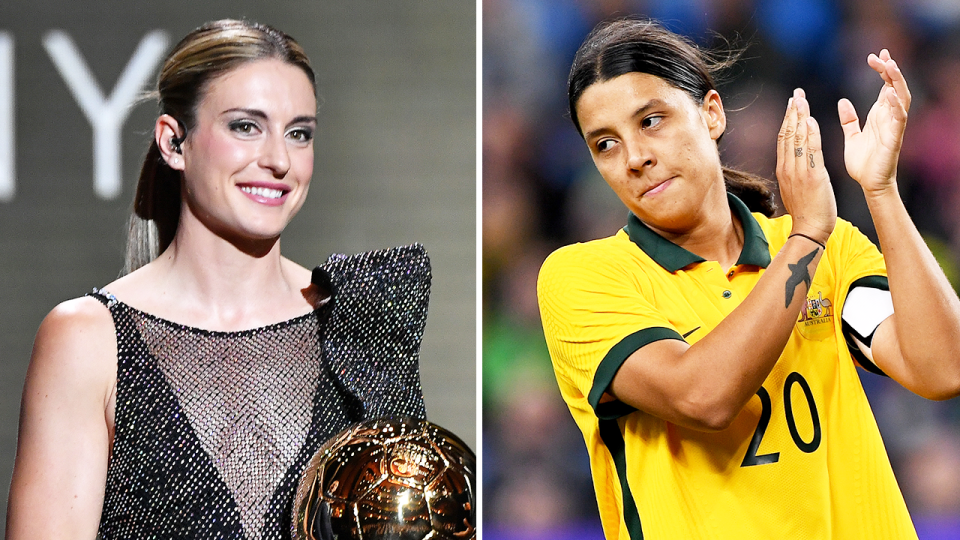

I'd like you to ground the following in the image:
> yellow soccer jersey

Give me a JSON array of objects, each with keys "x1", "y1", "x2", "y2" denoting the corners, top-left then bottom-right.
[{"x1": 538, "y1": 195, "x2": 916, "y2": 540}]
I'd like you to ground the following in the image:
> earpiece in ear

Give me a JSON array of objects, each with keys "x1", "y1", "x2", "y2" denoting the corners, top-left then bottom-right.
[{"x1": 171, "y1": 136, "x2": 184, "y2": 154}]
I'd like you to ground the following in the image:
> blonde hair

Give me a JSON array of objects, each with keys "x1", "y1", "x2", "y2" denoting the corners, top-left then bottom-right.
[{"x1": 124, "y1": 19, "x2": 315, "y2": 274}]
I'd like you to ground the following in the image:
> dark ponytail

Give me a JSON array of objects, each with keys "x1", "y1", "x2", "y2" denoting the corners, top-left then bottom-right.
[
  {"x1": 568, "y1": 18, "x2": 776, "y2": 217},
  {"x1": 723, "y1": 167, "x2": 776, "y2": 217}
]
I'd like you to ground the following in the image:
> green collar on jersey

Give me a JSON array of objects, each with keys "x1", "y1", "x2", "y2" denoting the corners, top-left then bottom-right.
[{"x1": 625, "y1": 193, "x2": 771, "y2": 272}]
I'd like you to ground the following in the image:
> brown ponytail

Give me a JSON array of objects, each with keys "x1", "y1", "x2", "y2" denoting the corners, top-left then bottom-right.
[{"x1": 123, "y1": 139, "x2": 182, "y2": 274}]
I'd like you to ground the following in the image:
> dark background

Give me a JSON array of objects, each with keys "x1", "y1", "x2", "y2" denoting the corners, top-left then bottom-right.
[{"x1": 0, "y1": 1, "x2": 476, "y2": 528}]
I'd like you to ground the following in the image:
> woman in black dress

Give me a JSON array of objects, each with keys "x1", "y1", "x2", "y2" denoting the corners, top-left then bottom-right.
[{"x1": 7, "y1": 19, "x2": 429, "y2": 539}]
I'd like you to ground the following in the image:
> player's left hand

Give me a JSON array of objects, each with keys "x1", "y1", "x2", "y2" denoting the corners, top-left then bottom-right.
[{"x1": 838, "y1": 49, "x2": 911, "y2": 196}]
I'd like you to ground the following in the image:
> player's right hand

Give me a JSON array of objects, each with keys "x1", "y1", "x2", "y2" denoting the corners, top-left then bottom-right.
[{"x1": 776, "y1": 88, "x2": 837, "y2": 246}]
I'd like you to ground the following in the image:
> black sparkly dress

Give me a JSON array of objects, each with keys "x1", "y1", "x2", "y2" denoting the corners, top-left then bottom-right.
[{"x1": 89, "y1": 245, "x2": 430, "y2": 540}]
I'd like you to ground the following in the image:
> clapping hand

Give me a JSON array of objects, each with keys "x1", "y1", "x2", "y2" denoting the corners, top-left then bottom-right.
[
  {"x1": 776, "y1": 88, "x2": 837, "y2": 245},
  {"x1": 838, "y1": 49, "x2": 911, "y2": 196}
]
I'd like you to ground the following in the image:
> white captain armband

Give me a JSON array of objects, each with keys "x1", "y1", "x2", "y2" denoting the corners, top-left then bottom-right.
[{"x1": 841, "y1": 286, "x2": 894, "y2": 375}]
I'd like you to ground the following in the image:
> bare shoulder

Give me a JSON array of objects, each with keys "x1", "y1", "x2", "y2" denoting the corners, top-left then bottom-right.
[
  {"x1": 30, "y1": 296, "x2": 117, "y2": 391},
  {"x1": 38, "y1": 296, "x2": 115, "y2": 349}
]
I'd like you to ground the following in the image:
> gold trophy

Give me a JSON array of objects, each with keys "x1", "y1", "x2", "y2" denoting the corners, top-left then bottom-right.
[{"x1": 292, "y1": 418, "x2": 476, "y2": 539}]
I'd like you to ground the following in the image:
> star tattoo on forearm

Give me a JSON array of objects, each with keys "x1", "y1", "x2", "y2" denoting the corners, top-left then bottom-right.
[{"x1": 785, "y1": 248, "x2": 819, "y2": 308}]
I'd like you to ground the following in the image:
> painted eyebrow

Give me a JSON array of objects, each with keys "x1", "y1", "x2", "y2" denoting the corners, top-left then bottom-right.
[
  {"x1": 223, "y1": 108, "x2": 317, "y2": 127},
  {"x1": 583, "y1": 98, "x2": 667, "y2": 142}
]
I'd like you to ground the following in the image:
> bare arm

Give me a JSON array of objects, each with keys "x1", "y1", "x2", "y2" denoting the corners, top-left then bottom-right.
[
  {"x1": 6, "y1": 297, "x2": 117, "y2": 539},
  {"x1": 839, "y1": 51, "x2": 960, "y2": 399},
  {"x1": 610, "y1": 90, "x2": 837, "y2": 431}
]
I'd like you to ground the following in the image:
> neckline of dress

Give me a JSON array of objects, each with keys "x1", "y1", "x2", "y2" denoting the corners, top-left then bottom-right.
[{"x1": 92, "y1": 287, "x2": 327, "y2": 337}]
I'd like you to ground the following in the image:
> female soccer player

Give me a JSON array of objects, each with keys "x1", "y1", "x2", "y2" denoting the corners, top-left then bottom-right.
[
  {"x1": 7, "y1": 20, "x2": 429, "y2": 538},
  {"x1": 538, "y1": 18, "x2": 960, "y2": 539}
]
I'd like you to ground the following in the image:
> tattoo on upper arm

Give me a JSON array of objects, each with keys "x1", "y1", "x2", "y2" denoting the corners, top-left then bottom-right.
[{"x1": 784, "y1": 249, "x2": 819, "y2": 308}]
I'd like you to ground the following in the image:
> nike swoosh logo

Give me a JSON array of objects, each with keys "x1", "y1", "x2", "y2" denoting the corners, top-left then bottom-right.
[{"x1": 682, "y1": 326, "x2": 701, "y2": 339}]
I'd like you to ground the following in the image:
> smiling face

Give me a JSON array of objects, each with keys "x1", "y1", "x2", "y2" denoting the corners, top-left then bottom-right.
[
  {"x1": 173, "y1": 58, "x2": 317, "y2": 245},
  {"x1": 575, "y1": 72, "x2": 727, "y2": 234}
]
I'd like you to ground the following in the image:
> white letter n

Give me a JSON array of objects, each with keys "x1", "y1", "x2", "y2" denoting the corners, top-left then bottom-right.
[{"x1": 43, "y1": 30, "x2": 169, "y2": 200}]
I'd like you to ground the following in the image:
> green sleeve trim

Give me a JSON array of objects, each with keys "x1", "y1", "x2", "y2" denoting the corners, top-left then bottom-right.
[
  {"x1": 589, "y1": 326, "x2": 685, "y2": 420},
  {"x1": 599, "y1": 418, "x2": 645, "y2": 539}
]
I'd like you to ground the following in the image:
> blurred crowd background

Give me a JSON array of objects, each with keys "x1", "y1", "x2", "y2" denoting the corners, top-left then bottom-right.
[{"x1": 482, "y1": 0, "x2": 960, "y2": 538}]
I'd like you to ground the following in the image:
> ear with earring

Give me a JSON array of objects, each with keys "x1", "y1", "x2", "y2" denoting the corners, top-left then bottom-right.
[{"x1": 170, "y1": 135, "x2": 184, "y2": 165}]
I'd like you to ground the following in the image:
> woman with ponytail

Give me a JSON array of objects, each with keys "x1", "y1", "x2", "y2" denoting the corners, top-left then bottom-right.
[
  {"x1": 539, "y1": 18, "x2": 960, "y2": 539},
  {"x1": 8, "y1": 20, "x2": 430, "y2": 539}
]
